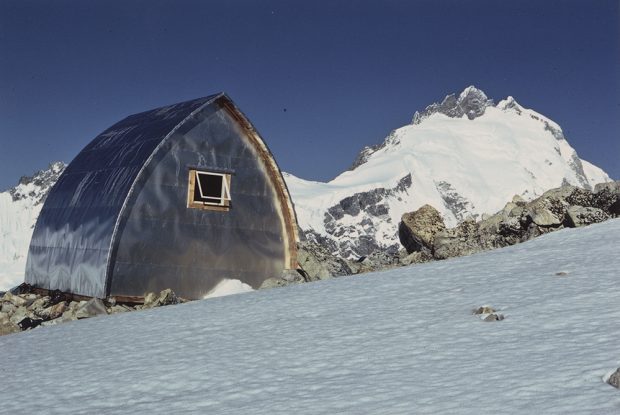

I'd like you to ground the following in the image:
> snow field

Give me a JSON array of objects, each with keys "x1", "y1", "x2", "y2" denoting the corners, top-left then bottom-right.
[{"x1": 1, "y1": 219, "x2": 619, "y2": 414}]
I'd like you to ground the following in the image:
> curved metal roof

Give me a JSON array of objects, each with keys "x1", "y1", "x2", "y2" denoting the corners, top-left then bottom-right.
[{"x1": 26, "y1": 93, "x2": 299, "y2": 298}]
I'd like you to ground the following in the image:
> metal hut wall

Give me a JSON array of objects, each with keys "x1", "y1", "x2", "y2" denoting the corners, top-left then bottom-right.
[{"x1": 25, "y1": 94, "x2": 299, "y2": 300}]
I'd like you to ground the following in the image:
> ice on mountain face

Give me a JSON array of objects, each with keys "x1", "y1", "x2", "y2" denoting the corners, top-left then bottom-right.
[
  {"x1": 0, "y1": 162, "x2": 66, "y2": 291},
  {"x1": 287, "y1": 86, "x2": 612, "y2": 259},
  {"x1": 435, "y1": 181, "x2": 477, "y2": 222}
]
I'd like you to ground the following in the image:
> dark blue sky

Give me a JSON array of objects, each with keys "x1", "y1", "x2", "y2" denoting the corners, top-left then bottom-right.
[{"x1": 1, "y1": 0, "x2": 618, "y2": 190}]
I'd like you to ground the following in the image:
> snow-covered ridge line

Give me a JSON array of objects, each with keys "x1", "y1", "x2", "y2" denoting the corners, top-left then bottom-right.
[
  {"x1": 285, "y1": 86, "x2": 611, "y2": 259},
  {"x1": 0, "y1": 162, "x2": 66, "y2": 291}
]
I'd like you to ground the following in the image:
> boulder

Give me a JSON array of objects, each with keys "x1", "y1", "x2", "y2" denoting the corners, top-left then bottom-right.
[
  {"x1": 2, "y1": 292, "x2": 28, "y2": 307},
  {"x1": 608, "y1": 368, "x2": 620, "y2": 389},
  {"x1": 0, "y1": 313, "x2": 20, "y2": 336},
  {"x1": 75, "y1": 298, "x2": 108, "y2": 319},
  {"x1": 1, "y1": 302, "x2": 16, "y2": 316},
  {"x1": 483, "y1": 313, "x2": 505, "y2": 322},
  {"x1": 593, "y1": 181, "x2": 620, "y2": 211},
  {"x1": 565, "y1": 206, "x2": 609, "y2": 228},
  {"x1": 40, "y1": 301, "x2": 68, "y2": 320},
  {"x1": 399, "y1": 204, "x2": 446, "y2": 254},
  {"x1": 9, "y1": 306, "x2": 33, "y2": 326},
  {"x1": 29, "y1": 296, "x2": 51, "y2": 316}
]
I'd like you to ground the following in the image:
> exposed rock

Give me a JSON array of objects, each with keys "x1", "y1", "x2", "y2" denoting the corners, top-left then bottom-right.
[
  {"x1": 433, "y1": 219, "x2": 481, "y2": 260},
  {"x1": 351, "y1": 251, "x2": 402, "y2": 274},
  {"x1": 40, "y1": 301, "x2": 68, "y2": 320},
  {"x1": 297, "y1": 240, "x2": 353, "y2": 281},
  {"x1": 593, "y1": 181, "x2": 620, "y2": 212},
  {"x1": 9, "y1": 306, "x2": 33, "y2": 326},
  {"x1": 608, "y1": 368, "x2": 620, "y2": 389},
  {"x1": 259, "y1": 270, "x2": 307, "y2": 290},
  {"x1": 75, "y1": 298, "x2": 108, "y2": 319},
  {"x1": 1, "y1": 302, "x2": 16, "y2": 315},
  {"x1": 2, "y1": 292, "x2": 28, "y2": 307},
  {"x1": 400, "y1": 251, "x2": 433, "y2": 266},
  {"x1": 18, "y1": 317, "x2": 44, "y2": 330},
  {"x1": 483, "y1": 313, "x2": 505, "y2": 322},
  {"x1": 412, "y1": 86, "x2": 494, "y2": 124},
  {"x1": 474, "y1": 306, "x2": 496, "y2": 315},
  {"x1": 0, "y1": 313, "x2": 20, "y2": 336},
  {"x1": 399, "y1": 204, "x2": 446, "y2": 254},
  {"x1": 108, "y1": 305, "x2": 132, "y2": 314},
  {"x1": 565, "y1": 206, "x2": 609, "y2": 228},
  {"x1": 143, "y1": 292, "x2": 158, "y2": 308},
  {"x1": 29, "y1": 296, "x2": 50, "y2": 315}
]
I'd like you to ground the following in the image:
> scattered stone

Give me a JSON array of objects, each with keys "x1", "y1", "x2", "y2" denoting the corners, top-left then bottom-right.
[
  {"x1": 483, "y1": 313, "x2": 505, "y2": 322},
  {"x1": 75, "y1": 298, "x2": 108, "y2": 319},
  {"x1": 607, "y1": 368, "x2": 620, "y2": 389},
  {"x1": 29, "y1": 296, "x2": 50, "y2": 315},
  {"x1": 474, "y1": 306, "x2": 496, "y2": 315},
  {"x1": 108, "y1": 305, "x2": 132, "y2": 314},
  {"x1": 0, "y1": 313, "x2": 20, "y2": 336},
  {"x1": 40, "y1": 301, "x2": 68, "y2": 320},
  {"x1": 17, "y1": 317, "x2": 44, "y2": 330},
  {"x1": 144, "y1": 289, "x2": 182, "y2": 308}
]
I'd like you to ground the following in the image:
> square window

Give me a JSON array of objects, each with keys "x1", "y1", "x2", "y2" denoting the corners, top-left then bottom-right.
[{"x1": 187, "y1": 169, "x2": 231, "y2": 211}]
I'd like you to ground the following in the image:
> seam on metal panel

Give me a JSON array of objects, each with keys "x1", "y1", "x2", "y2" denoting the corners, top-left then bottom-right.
[{"x1": 103, "y1": 93, "x2": 225, "y2": 297}]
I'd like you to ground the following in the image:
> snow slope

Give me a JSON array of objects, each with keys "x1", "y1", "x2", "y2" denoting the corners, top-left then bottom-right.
[
  {"x1": 285, "y1": 87, "x2": 612, "y2": 258},
  {"x1": 0, "y1": 162, "x2": 65, "y2": 290},
  {"x1": 2, "y1": 219, "x2": 619, "y2": 414}
]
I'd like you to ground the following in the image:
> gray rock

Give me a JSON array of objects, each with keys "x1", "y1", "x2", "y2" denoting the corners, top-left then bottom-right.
[
  {"x1": 594, "y1": 181, "x2": 620, "y2": 213},
  {"x1": 474, "y1": 306, "x2": 496, "y2": 315},
  {"x1": 399, "y1": 204, "x2": 446, "y2": 254},
  {"x1": 143, "y1": 292, "x2": 158, "y2": 308},
  {"x1": 40, "y1": 301, "x2": 68, "y2": 320},
  {"x1": 565, "y1": 206, "x2": 610, "y2": 228},
  {"x1": 297, "y1": 240, "x2": 353, "y2": 281},
  {"x1": 608, "y1": 368, "x2": 620, "y2": 389},
  {"x1": 483, "y1": 313, "x2": 505, "y2": 322},
  {"x1": 29, "y1": 296, "x2": 50, "y2": 315},
  {"x1": 400, "y1": 251, "x2": 433, "y2": 266},
  {"x1": 2, "y1": 292, "x2": 28, "y2": 307},
  {"x1": 9, "y1": 306, "x2": 33, "y2": 326},
  {"x1": 75, "y1": 298, "x2": 108, "y2": 319},
  {"x1": 0, "y1": 312, "x2": 20, "y2": 336},
  {"x1": 1, "y1": 302, "x2": 16, "y2": 316},
  {"x1": 108, "y1": 305, "x2": 132, "y2": 314}
]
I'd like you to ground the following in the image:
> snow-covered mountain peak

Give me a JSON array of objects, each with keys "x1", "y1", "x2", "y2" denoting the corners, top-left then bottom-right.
[
  {"x1": 412, "y1": 85, "x2": 494, "y2": 125},
  {"x1": 287, "y1": 88, "x2": 612, "y2": 258},
  {"x1": 8, "y1": 161, "x2": 66, "y2": 205},
  {"x1": 1, "y1": 162, "x2": 66, "y2": 290}
]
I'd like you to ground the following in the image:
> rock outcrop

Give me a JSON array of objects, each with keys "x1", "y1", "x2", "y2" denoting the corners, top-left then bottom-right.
[
  {"x1": 400, "y1": 181, "x2": 620, "y2": 261},
  {"x1": 0, "y1": 286, "x2": 188, "y2": 337}
]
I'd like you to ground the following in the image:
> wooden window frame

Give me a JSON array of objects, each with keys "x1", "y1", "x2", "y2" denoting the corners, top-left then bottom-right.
[{"x1": 187, "y1": 169, "x2": 232, "y2": 212}]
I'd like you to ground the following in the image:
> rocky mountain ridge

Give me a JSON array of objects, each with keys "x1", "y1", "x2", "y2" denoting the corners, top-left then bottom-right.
[
  {"x1": 0, "y1": 162, "x2": 66, "y2": 290},
  {"x1": 285, "y1": 86, "x2": 611, "y2": 259}
]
